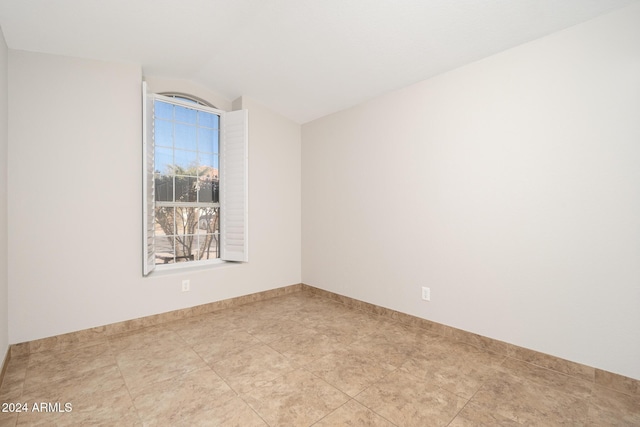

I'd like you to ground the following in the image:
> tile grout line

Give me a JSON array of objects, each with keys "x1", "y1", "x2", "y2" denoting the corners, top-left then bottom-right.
[
  {"x1": 349, "y1": 365, "x2": 402, "y2": 427},
  {"x1": 307, "y1": 398, "x2": 351, "y2": 427},
  {"x1": 107, "y1": 337, "x2": 145, "y2": 426},
  {"x1": 445, "y1": 354, "x2": 512, "y2": 426},
  {"x1": 445, "y1": 382, "x2": 484, "y2": 427}
]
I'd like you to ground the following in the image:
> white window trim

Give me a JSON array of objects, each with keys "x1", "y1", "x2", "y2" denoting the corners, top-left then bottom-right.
[{"x1": 142, "y1": 82, "x2": 248, "y2": 276}]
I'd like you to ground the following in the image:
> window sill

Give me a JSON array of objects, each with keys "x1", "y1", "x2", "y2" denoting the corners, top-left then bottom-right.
[{"x1": 146, "y1": 259, "x2": 242, "y2": 277}]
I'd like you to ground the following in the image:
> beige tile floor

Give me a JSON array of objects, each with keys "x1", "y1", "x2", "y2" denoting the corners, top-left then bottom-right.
[{"x1": 1, "y1": 291, "x2": 639, "y2": 426}]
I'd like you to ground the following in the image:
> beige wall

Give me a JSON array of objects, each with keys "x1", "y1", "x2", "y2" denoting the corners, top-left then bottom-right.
[
  {"x1": 302, "y1": 4, "x2": 640, "y2": 380},
  {"x1": 0, "y1": 26, "x2": 8, "y2": 362},
  {"x1": 7, "y1": 51, "x2": 301, "y2": 344}
]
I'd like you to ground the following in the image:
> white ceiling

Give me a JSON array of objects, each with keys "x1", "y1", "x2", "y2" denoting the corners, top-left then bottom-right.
[{"x1": 0, "y1": 0, "x2": 637, "y2": 123}]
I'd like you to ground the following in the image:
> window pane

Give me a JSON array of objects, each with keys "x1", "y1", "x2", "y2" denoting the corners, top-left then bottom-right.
[
  {"x1": 174, "y1": 123, "x2": 197, "y2": 151},
  {"x1": 155, "y1": 101, "x2": 173, "y2": 120},
  {"x1": 197, "y1": 177, "x2": 218, "y2": 203},
  {"x1": 195, "y1": 234, "x2": 218, "y2": 260},
  {"x1": 198, "y1": 182, "x2": 212, "y2": 203},
  {"x1": 213, "y1": 181, "x2": 219, "y2": 203},
  {"x1": 199, "y1": 166, "x2": 218, "y2": 181},
  {"x1": 198, "y1": 127, "x2": 219, "y2": 153},
  {"x1": 155, "y1": 174, "x2": 173, "y2": 202},
  {"x1": 175, "y1": 212, "x2": 198, "y2": 261},
  {"x1": 198, "y1": 207, "x2": 219, "y2": 233},
  {"x1": 155, "y1": 147, "x2": 173, "y2": 174},
  {"x1": 155, "y1": 207, "x2": 175, "y2": 264},
  {"x1": 174, "y1": 234, "x2": 195, "y2": 261},
  {"x1": 155, "y1": 206, "x2": 175, "y2": 232},
  {"x1": 155, "y1": 119, "x2": 173, "y2": 147},
  {"x1": 175, "y1": 105, "x2": 197, "y2": 124},
  {"x1": 174, "y1": 149, "x2": 197, "y2": 170},
  {"x1": 174, "y1": 207, "x2": 198, "y2": 235},
  {"x1": 175, "y1": 176, "x2": 197, "y2": 202},
  {"x1": 198, "y1": 152, "x2": 218, "y2": 170},
  {"x1": 198, "y1": 111, "x2": 219, "y2": 129}
]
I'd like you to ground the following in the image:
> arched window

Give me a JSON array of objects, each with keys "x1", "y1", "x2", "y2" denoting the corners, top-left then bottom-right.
[
  {"x1": 159, "y1": 92, "x2": 216, "y2": 109},
  {"x1": 142, "y1": 84, "x2": 248, "y2": 275}
]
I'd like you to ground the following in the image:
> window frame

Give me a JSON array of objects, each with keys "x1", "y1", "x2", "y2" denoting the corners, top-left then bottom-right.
[
  {"x1": 152, "y1": 94, "x2": 223, "y2": 269},
  {"x1": 142, "y1": 82, "x2": 248, "y2": 275}
]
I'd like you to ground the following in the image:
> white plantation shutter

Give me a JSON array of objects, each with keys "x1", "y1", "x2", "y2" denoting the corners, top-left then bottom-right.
[
  {"x1": 220, "y1": 109, "x2": 249, "y2": 262},
  {"x1": 142, "y1": 82, "x2": 156, "y2": 275}
]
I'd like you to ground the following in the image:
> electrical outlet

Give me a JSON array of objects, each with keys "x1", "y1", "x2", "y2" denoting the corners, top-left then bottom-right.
[
  {"x1": 421, "y1": 286, "x2": 430, "y2": 301},
  {"x1": 182, "y1": 280, "x2": 190, "y2": 292}
]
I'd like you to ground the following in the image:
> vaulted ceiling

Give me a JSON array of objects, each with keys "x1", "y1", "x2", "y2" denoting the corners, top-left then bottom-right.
[{"x1": 0, "y1": 0, "x2": 637, "y2": 123}]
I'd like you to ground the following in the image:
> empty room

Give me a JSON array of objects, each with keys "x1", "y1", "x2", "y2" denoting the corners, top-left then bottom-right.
[{"x1": 0, "y1": 0, "x2": 639, "y2": 425}]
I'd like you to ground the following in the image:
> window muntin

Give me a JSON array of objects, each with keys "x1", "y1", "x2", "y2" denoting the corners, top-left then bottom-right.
[{"x1": 152, "y1": 96, "x2": 222, "y2": 265}]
